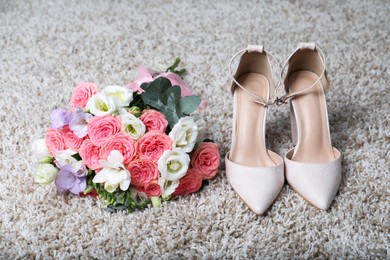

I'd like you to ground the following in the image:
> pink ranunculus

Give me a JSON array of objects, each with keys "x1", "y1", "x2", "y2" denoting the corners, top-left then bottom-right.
[
  {"x1": 79, "y1": 139, "x2": 101, "y2": 170},
  {"x1": 99, "y1": 133, "x2": 137, "y2": 165},
  {"x1": 87, "y1": 115, "x2": 122, "y2": 146},
  {"x1": 64, "y1": 130, "x2": 85, "y2": 151},
  {"x1": 137, "y1": 131, "x2": 172, "y2": 162},
  {"x1": 191, "y1": 142, "x2": 220, "y2": 180},
  {"x1": 70, "y1": 82, "x2": 98, "y2": 109},
  {"x1": 45, "y1": 128, "x2": 66, "y2": 156},
  {"x1": 139, "y1": 181, "x2": 162, "y2": 197},
  {"x1": 172, "y1": 168, "x2": 203, "y2": 196},
  {"x1": 126, "y1": 159, "x2": 158, "y2": 186},
  {"x1": 140, "y1": 109, "x2": 168, "y2": 132}
]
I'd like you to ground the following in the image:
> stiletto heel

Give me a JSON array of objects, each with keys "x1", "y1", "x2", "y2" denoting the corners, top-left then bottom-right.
[
  {"x1": 225, "y1": 45, "x2": 284, "y2": 215},
  {"x1": 290, "y1": 103, "x2": 298, "y2": 145}
]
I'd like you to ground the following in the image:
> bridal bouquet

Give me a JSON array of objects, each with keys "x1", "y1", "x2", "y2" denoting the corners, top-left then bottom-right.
[{"x1": 32, "y1": 59, "x2": 220, "y2": 212}]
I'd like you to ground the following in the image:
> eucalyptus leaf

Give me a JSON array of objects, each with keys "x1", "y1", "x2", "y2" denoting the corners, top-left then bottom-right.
[
  {"x1": 141, "y1": 77, "x2": 172, "y2": 108},
  {"x1": 163, "y1": 86, "x2": 181, "y2": 110},
  {"x1": 178, "y1": 95, "x2": 201, "y2": 115}
]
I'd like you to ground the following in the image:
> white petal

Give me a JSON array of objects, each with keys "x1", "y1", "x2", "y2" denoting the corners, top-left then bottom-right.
[
  {"x1": 108, "y1": 150, "x2": 124, "y2": 164},
  {"x1": 120, "y1": 179, "x2": 130, "y2": 191},
  {"x1": 93, "y1": 169, "x2": 109, "y2": 183}
]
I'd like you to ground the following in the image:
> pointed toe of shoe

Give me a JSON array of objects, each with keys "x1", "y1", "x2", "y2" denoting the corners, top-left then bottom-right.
[
  {"x1": 285, "y1": 148, "x2": 342, "y2": 210},
  {"x1": 225, "y1": 152, "x2": 284, "y2": 215}
]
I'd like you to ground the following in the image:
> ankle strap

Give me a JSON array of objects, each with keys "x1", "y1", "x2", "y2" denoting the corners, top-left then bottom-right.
[
  {"x1": 276, "y1": 42, "x2": 327, "y2": 105},
  {"x1": 228, "y1": 45, "x2": 284, "y2": 107}
]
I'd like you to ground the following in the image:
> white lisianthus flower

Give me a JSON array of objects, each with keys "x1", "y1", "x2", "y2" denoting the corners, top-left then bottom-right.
[
  {"x1": 158, "y1": 148, "x2": 190, "y2": 181},
  {"x1": 86, "y1": 93, "x2": 116, "y2": 116},
  {"x1": 120, "y1": 113, "x2": 146, "y2": 140},
  {"x1": 169, "y1": 116, "x2": 198, "y2": 153},
  {"x1": 158, "y1": 177, "x2": 180, "y2": 196},
  {"x1": 31, "y1": 139, "x2": 51, "y2": 159},
  {"x1": 34, "y1": 163, "x2": 59, "y2": 184},
  {"x1": 102, "y1": 85, "x2": 133, "y2": 107},
  {"x1": 93, "y1": 150, "x2": 131, "y2": 193}
]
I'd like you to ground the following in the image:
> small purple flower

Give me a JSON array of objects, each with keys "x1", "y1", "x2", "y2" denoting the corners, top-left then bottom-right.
[
  {"x1": 50, "y1": 108, "x2": 70, "y2": 129},
  {"x1": 69, "y1": 107, "x2": 93, "y2": 138},
  {"x1": 55, "y1": 163, "x2": 87, "y2": 195}
]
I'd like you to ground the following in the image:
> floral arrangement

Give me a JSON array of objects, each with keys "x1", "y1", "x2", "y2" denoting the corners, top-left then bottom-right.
[{"x1": 32, "y1": 59, "x2": 220, "y2": 212}]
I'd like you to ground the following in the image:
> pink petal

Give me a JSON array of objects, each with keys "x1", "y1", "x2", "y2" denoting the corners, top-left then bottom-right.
[
  {"x1": 138, "y1": 66, "x2": 159, "y2": 79},
  {"x1": 199, "y1": 99, "x2": 208, "y2": 109},
  {"x1": 159, "y1": 72, "x2": 193, "y2": 97}
]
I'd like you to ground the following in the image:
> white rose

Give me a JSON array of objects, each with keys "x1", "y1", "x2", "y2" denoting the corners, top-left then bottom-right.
[
  {"x1": 120, "y1": 113, "x2": 146, "y2": 140},
  {"x1": 158, "y1": 177, "x2": 180, "y2": 196},
  {"x1": 169, "y1": 116, "x2": 198, "y2": 153},
  {"x1": 31, "y1": 139, "x2": 51, "y2": 159},
  {"x1": 102, "y1": 85, "x2": 133, "y2": 107},
  {"x1": 158, "y1": 148, "x2": 190, "y2": 181},
  {"x1": 86, "y1": 93, "x2": 116, "y2": 116},
  {"x1": 33, "y1": 163, "x2": 59, "y2": 184},
  {"x1": 93, "y1": 150, "x2": 131, "y2": 193}
]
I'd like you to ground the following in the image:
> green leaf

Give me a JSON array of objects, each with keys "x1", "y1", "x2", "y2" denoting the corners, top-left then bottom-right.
[
  {"x1": 159, "y1": 105, "x2": 180, "y2": 129},
  {"x1": 163, "y1": 86, "x2": 181, "y2": 110},
  {"x1": 178, "y1": 95, "x2": 201, "y2": 115},
  {"x1": 141, "y1": 77, "x2": 172, "y2": 107}
]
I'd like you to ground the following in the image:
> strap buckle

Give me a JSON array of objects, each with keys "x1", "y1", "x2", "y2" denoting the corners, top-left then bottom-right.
[{"x1": 275, "y1": 96, "x2": 288, "y2": 106}]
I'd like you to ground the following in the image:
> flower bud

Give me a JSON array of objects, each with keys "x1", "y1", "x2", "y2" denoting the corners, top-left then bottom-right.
[
  {"x1": 128, "y1": 106, "x2": 142, "y2": 117},
  {"x1": 38, "y1": 156, "x2": 54, "y2": 164},
  {"x1": 150, "y1": 196, "x2": 162, "y2": 208},
  {"x1": 33, "y1": 163, "x2": 59, "y2": 184}
]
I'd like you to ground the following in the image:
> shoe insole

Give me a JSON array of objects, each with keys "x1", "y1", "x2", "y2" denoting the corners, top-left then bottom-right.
[
  {"x1": 229, "y1": 73, "x2": 276, "y2": 167},
  {"x1": 289, "y1": 71, "x2": 335, "y2": 163}
]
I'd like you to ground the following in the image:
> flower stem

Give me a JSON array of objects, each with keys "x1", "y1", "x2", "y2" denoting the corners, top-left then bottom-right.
[{"x1": 166, "y1": 58, "x2": 186, "y2": 77}]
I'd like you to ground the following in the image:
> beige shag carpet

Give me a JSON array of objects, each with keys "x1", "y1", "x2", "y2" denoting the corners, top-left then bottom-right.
[{"x1": 1, "y1": 0, "x2": 389, "y2": 258}]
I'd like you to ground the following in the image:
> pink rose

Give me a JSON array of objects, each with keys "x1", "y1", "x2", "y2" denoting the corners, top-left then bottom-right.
[
  {"x1": 70, "y1": 82, "x2": 98, "y2": 109},
  {"x1": 140, "y1": 109, "x2": 168, "y2": 132},
  {"x1": 87, "y1": 115, "x2": 122, "y2": 146},
  {"x1": 139, "y1": 181, "x2": 162, "y2": 197},
  {"x1": 191, "y1": 142, "x2": 220, "y2": 180},
  {"x1": 64, "y1": 130, "x2": 85, "y2": 151},
  {"x1": 99, "y1": 133, "x2": 137, "y2": 165},
  {"x1": 173, "y1": 168, "x2": 203, "y2": 196},
  {"x1": 79, "y1": 139, "x2": 101, "y2": 170},
  {"x1": 45, "y1": 128, "x2": 66, "y2": 156},
  {"x1": 137, "y1": 131, "x2": 172, "y2": 162},
  {"x1": 126, "y1": 159, "x2": 158, "y2": 186}
]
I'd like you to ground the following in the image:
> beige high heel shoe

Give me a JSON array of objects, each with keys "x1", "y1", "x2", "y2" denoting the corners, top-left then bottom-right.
[
  {"x1": 278, "y1": 42, "x2": 342, "y2": 210},
  {"x1": 225, "y1": 45, "x2": 284, "y2": 215}
]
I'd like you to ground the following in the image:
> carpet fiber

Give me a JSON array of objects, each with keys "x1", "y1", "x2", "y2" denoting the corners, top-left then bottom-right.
[{"x1": 0, "y1": 0, "x2": 389, "y2": 258}]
